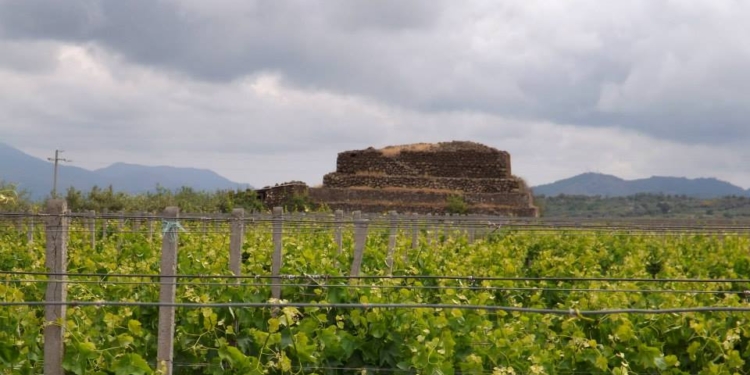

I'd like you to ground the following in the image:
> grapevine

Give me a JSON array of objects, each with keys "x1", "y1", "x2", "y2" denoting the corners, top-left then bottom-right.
[{"x1": 1, "y1": 218, "x2": 749, "y2": 374}]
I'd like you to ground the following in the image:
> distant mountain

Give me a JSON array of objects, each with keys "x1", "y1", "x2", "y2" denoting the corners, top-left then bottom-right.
[
  {"x1": 0, "y1": 143, "x2": 249, "y2": 199},
  {"x1": 94, "y1": 163, "x2": 245, "y2": 193},
  {"x1": 533, "y1": 172, "x2": 749, "y2": 198}
]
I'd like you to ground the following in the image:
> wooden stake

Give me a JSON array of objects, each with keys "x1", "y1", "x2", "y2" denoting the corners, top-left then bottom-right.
[
  {"x1": 334, "y1": 209, "x2": 343, "y2": 254},
  {"x1": 386, "y1": 211, "x2": 397, "y2": 273},
  {"x1": 229, "y1": 209, "x2": 245, "y2": 283},
  {"x1": 44, "y1": 199, "x2": 68, "y2": 375},
  {"x1": 349, "y1": 218, "x2": 369, "y2": 282},
  {"x1": 271, "y1": 207, "x2": 283, "y2": 300},
  {"x1": 157, "y1": 207, "x2": 180, "y2": 375}
]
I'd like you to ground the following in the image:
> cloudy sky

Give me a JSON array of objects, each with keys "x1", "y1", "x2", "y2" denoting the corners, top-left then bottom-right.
[{"x1": 1, "y1": 0, "x2": 749, "y2": 188}]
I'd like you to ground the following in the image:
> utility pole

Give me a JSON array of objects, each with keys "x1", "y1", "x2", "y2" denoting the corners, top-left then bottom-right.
[{"x1": 47, "y1": 150, "x2": 71, "y2": 199}]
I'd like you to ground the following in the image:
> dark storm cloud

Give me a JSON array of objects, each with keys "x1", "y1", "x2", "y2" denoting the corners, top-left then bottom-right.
[
  {"x1": 0, "y1": 0, "x2": 443, "y2": 81},
  {"x1": 1, "y1": 0, "x2": 749, "y2": 145}
]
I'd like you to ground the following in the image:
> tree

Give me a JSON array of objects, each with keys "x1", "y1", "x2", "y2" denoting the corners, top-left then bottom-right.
[
  {"x1": 65, "y1": 186, "x2": 85, "y2": 211},
  {"x1": 0, "y1": 181, "x2": 34, "y2": 212}
]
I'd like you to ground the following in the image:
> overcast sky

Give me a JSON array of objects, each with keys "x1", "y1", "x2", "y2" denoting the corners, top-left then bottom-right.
[{"x1": 1, "y1": 0, "x2": 749, "y2": 188}]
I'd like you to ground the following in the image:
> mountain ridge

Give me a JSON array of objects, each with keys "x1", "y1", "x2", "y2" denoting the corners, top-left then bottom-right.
[
  {"x1": 0, "y1": 143, "x2": 249, "y2": 199},
  {"x1": 4, "y1": 143, "x2": 748, "y2": 200},
  {"x1": 532, "y1": 172, "x2": 750, "y2": 198}
]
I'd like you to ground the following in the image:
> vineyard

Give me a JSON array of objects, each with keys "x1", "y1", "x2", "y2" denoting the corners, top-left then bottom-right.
[{"x1": 2, "y1": 205, "x2": 750, "y2": 374}]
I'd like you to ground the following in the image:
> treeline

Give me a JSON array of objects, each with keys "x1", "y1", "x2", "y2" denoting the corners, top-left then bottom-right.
[
  {"x1": 535, "y1": 193, "x2": 750, "y2": 218},
  {"x1": 62, "y1": 185, "x2": 267, "y2": 213},
  {"x1": 5, "y1": 179, "x2": 750, "y2": 218},
  {"x1": 0, "y1": 181, "x2": 266, "y2": 213}
]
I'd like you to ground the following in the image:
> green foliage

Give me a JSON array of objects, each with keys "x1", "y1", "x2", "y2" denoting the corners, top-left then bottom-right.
[
  {"x1": 223, "y1": 189, "x2": 264, "y2": 213},
  {"x1": 282, "y1": 193, "x2": 318, "y2": 213},
  {"x1": 61, "y1": 185, "x2": 264, "y2": 213},
  {"x1": 445, "y1": 194, "x2": 469, "y2": 215},
  {"x1": 3, "y1": 221, "x2": 750, "y2": 374},
  {"x1": 0, "y1": 181, "x2": 35, "y2": 212},
  {"x1": 536, "y1": 193, "x2": 750, "y2": 218}
]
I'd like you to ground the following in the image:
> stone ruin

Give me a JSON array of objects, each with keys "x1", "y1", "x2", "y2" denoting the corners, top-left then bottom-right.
[
  {"x1": 255, "y1": 181, "x2": 309, "y2": 209},
  {"x1": 306, "y1": 141, "x2": 538, "y2": 216}
]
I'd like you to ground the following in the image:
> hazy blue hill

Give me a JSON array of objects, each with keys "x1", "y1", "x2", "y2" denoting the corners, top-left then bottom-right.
[
  {"x1": 533, "y1": 172, "x2": 748, "y2": 198},
  {"x1": 0, "y1": 143, "x2": 108, "y2": 198},
  {"x1": 628, "y1": 176, "x2": 746, "y2": 197},
  {"x1": 532, "y1": 172, "x2": 629, "y2": 196},
  {"x1": 0, "y1": 143, "x2": 247, "y2": 199},
  {"x1": 95, "y1": 163, "x2": 247, "y2": 193}
]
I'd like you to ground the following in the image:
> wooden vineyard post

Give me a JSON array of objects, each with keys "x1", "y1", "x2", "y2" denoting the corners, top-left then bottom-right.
[
  {"x1": 229, "y1": 209, "x2": 245, "y2": 284},
  {"x1": 407, "y1": 213, "x2": 418, "y2": 263},
  {"x1": 440, "y1": 218, "x2": 447, "y2": 244},
  {"x1": 88, "y1": 210, "x2": 96, "y2": 250},
  {"x1": 200, "y1": 217, "x2": 208, "y2": 249},
  {"x1": 352, "y1": 210, "x2": 362, "y2": 254},
  {"x1": 352, "y1": 210, "x2": 361, "y2": 253},
  {"x1": 157, "y1": 207, "x2": 180, "y2": 375},
  {"x1": 432, "y1": 217, "x2": 440, "y2": 245},
  {"x1": 468, "y1": 216, "x2": 476, "y2": 244},
  {"x1": 349, "y1": 217, "x2": 369, "y2": 283},
  {"x1": 386, "y1": 211, "x2": 397, "y2": 273},
  {"x1": 133, "y1": 211, "x2": 141, "y2": 232},
  {"x1": 425, "y1": 213, "x2": 433, "y2": 246},
  {"x1": 148, "y1": 213, "x2": 155, "y2": 243},
  {"x1": 26, "y1": 212, "x2": 34, "y2": 245},
  {"x1": 101, "y1": 210, "x2": 108, "y2": 241},
  {"x1": 44, "y1": 199, "x2": 69, "y2": 375},
  {"x1": 411, "y1": 213, "x2": 419, "y2": 250},
  {"x1": 14, "y1": 213, "x2": 22, "y2": 232},
  {"x1": 334, "y1": 209, "x2": 343, "y2": 254},
  {"x1": 271, "y1": 207, "x2": 283, "y2": 300},
  {"x1": 117, "y1": 211, "x2": 125, "y2": 253}
]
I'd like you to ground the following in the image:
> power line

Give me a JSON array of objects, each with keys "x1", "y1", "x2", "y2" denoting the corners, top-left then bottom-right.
[{"x1": 47, "y1": 149, "x2": 71, "y2": 199}]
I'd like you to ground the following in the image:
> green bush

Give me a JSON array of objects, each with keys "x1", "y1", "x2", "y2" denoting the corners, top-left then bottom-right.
[
  {"x1": 445, "y1": 195, "x2": 468, "y2": 215},
  {"x1": 283, "y1": 193, "x2": 317, "y2": 213}
]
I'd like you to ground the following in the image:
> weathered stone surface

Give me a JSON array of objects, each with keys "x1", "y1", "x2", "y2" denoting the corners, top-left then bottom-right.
[
  {"x1": 256, "y1": 181, "x2": 307, "y2": 208},
  {"x1": 336, "y1": 142, "x2": 511, "y2": 179},
  {"x1": 307, "y1": 141, "x2": 538, "y2": 217},
  {"x1": 310, "y1": 188, "x2": 532, "y2": 207},
  {"x1": 322, "y1": 173, "x2": 523, "y2": 193},
  {"x1": 322, "y1": 201, "x2": 538, "y2": 217}
]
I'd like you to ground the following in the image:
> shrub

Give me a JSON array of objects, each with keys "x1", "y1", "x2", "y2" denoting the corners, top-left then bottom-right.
[{"x1": 445, "y1": 195, "x2": 468, "y2": 215}]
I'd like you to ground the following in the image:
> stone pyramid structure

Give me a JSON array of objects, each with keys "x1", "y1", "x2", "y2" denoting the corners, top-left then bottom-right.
[{"x1": 308, "y1": 141, "x2": 538, "y2": 216}]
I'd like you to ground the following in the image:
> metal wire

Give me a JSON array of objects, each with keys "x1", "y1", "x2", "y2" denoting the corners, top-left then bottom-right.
[
  {"x1": 2, "y1": 270, "x2": 749, "y2": 284},
  {"x1": 3, "y1": 300, "x2": 750, "y2": 315},
  {"x1": 6, "y1": 211, "x2": 750, "y2": 233},
  {"x1": 4, "y1": 277, "x2": 748, "y2": 295},
  {"x1": 169, "y1": 363, "x2": 612, "y2": 375}
]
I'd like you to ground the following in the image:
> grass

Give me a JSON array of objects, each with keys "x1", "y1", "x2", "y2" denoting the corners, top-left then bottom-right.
[{"x1": 379, "y1": 143, "x2": 437, "y2": 157}]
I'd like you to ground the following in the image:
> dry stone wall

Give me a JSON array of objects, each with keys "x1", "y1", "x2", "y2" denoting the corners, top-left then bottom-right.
[
  {"x1": 322, "y1": 201, "x2": 538, "y2": 217},
  {"x1": 323, "y1": 174, "x2": 523, "y2": 194},
  {"x1": 337, "y1": 147, "x2": 511, "y2": 179},
  {"x1": 256, "y1": 182, "x2": 308, "y2": 209},
  {"x1": 307, "y1": 141, "x2": 538, "y2": 217},
  {"x1": 309, "y1": 188, "x2": 532, "y2": 207}
]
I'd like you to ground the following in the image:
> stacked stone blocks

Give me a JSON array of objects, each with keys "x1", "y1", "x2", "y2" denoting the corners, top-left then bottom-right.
[{"x1": 309, "y1": 141, "x2": 538, "y2": 216}]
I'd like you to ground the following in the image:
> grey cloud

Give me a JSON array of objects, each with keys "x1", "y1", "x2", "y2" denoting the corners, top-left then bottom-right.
[
  {"x1": 321, "y1": 0, "x2": 444, "y2": 31},
  {"x1": 2, "y1": 0, "x2": 750, "y2": 146},
  {"x1": 0, "y1": 40, "x2": 60, "y2": 72}
]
